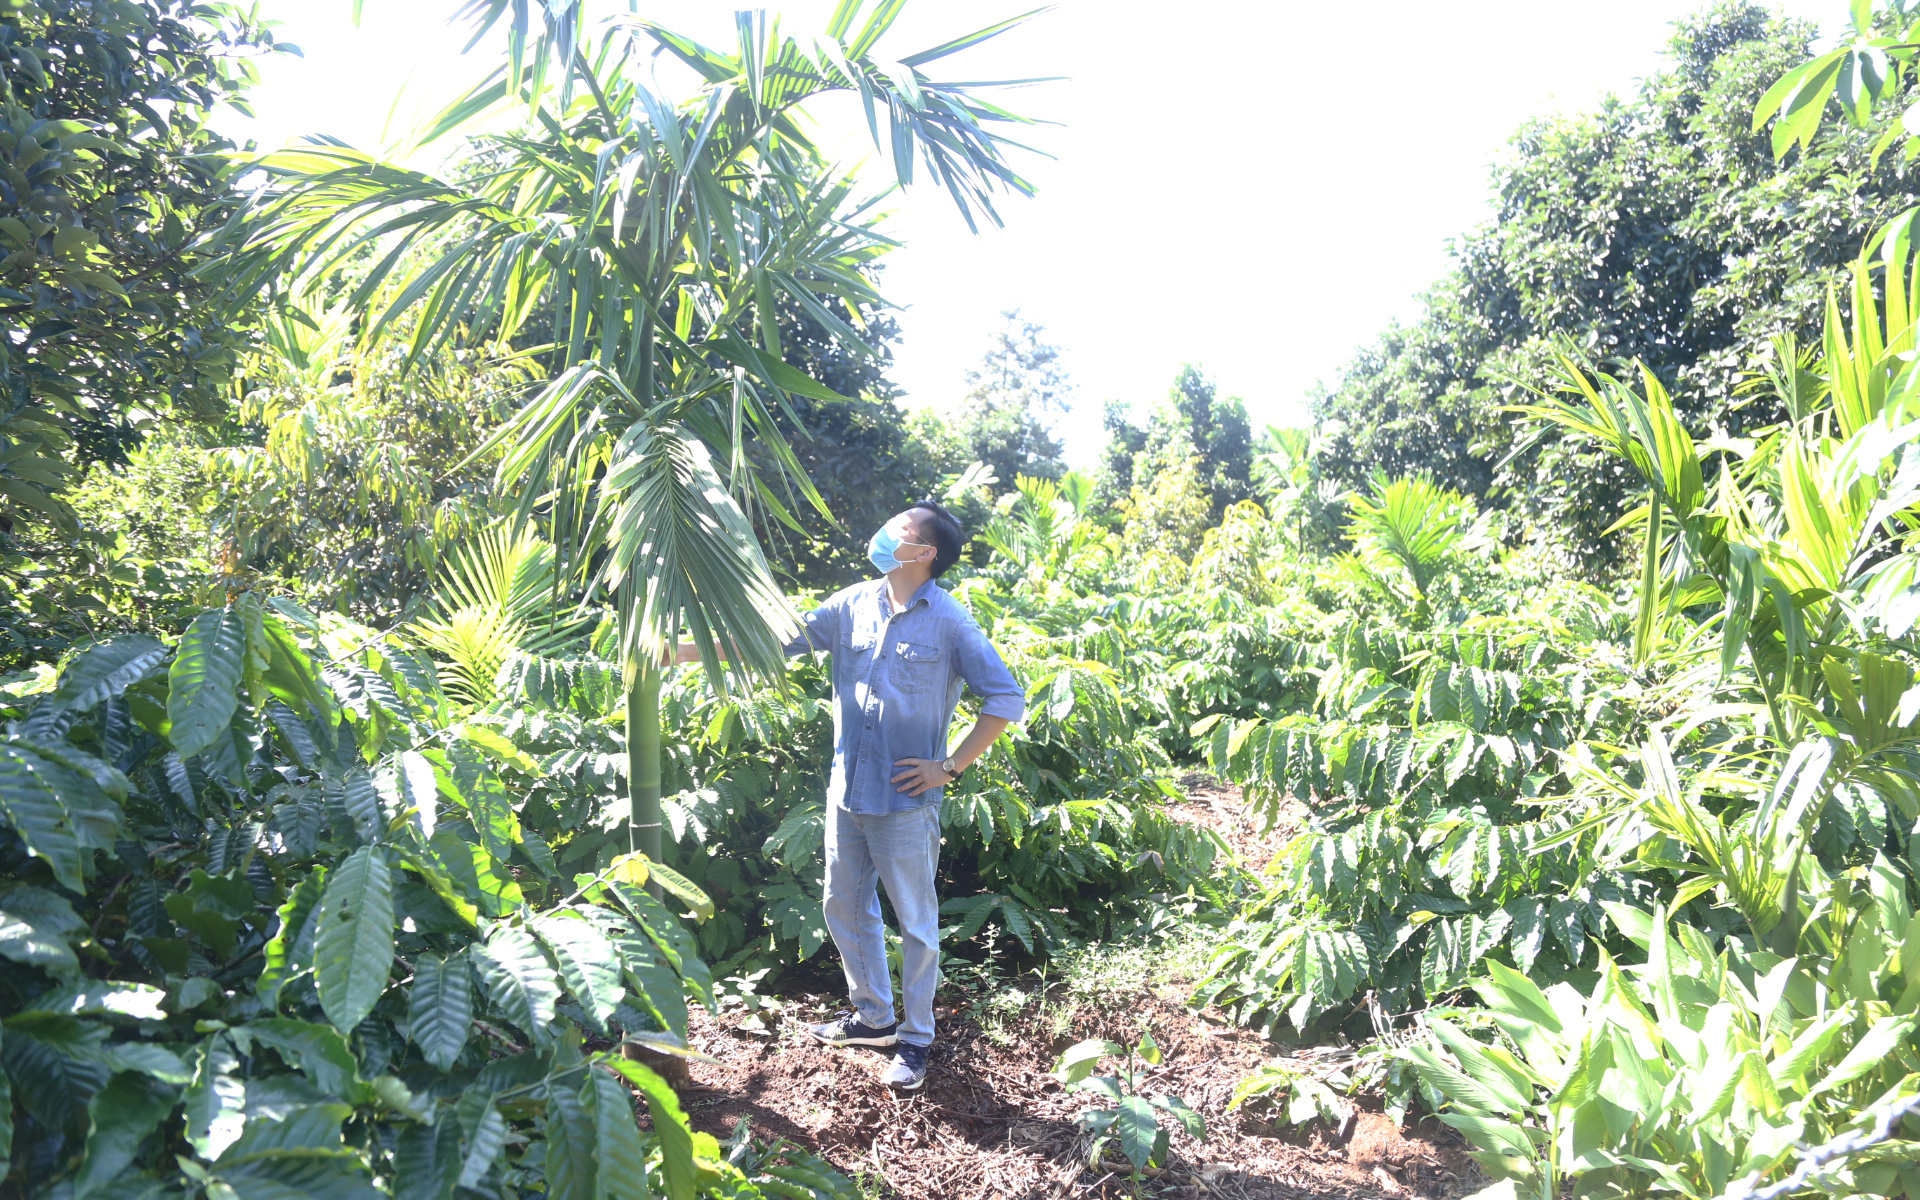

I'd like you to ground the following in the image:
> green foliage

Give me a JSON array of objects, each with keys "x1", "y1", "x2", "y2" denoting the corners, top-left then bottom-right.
[
  {"x1": 1052, "y1": 1031, "x2": 1205, "y2": 1176},
  {"x1": 0, "y1": 0, "x2": 279, "y2": 529},
  {"x1": 945, "y1": 311, "x2": 1070, "y2": 490},
  {"x1": 1403, "y1": 898, "x2": 1920, "y2": 1199},
  {"x1": 1100, "y1": 365, "x2": 1253, "y2": 522},
  {"x1": 1312, "y1": 3, "x2": 1920, "y2": 567},
  {"x1": 0, "y1": 592, "x2": 827, "y2": 1198}
]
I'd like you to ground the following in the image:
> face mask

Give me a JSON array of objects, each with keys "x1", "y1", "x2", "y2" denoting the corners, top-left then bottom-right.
[{"x1": 868, "y1": 522, "x2": 930, "y2": 575}]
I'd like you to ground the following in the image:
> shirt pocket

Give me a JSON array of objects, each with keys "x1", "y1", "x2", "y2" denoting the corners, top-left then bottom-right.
[{"x1": 890, "y1": 640, "x2": 943, "y2": 694}]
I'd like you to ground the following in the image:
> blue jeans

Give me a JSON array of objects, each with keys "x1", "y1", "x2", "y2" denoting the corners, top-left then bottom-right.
[{"x1": 821, "y1": 801, "x2": 941, "y2": 1046}]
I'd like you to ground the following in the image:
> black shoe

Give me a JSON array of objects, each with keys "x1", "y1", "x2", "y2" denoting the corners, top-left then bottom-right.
[
  {"x1": 806, "y1": 1010, "x2": 898, "y2": 1047},
  {"x1": 883, "y1": 1041, "x2": 929, "y2": 1089}
]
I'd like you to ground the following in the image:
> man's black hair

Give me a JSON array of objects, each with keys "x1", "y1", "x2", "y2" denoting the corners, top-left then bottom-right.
[{"x1": 908, "y1": 500, "x2": 965, "y2": 578}]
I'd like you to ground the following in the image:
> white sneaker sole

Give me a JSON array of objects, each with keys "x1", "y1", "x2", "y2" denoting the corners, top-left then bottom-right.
[
  {"x1": 809, "y1": 1030, "x2": 898, "y2": 1048},
  {"x1": 885, "y1": 1073, "x2": 926, "y2": 1090}
]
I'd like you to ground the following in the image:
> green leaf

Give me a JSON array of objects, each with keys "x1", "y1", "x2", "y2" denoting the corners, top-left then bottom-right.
[
  {"x1": 1150, "y1": 1093, "x2": 1206, "y2": 1142},
  {"x1": 606, "y1": 1056, "x2": 697, "y2": 1200},
  {"x1": 583, "y1": 1070, "x2": 650, "y2": 1200},
  {"x1": 312, "y1": 846, "x2": 395, "y2": 1032},
  {"x1": 53, "y1": 635, "x2": 167, "y2": 713},
  {"x1": 1054, "y1": 1039, "x2": 1122, "y2": 1086},
  {"x1": 259, "y1": 870, "x2": 325, "y2": 1009},
  {"x1": 168, "y1": 609, "x2": 249, "y2": 759},
  {"x1": 641, "y1": 856, "x2": 715, "y2": 922},
  {"x1": 0, "y1": 740, "x2": 90, "y2": 891},
  {"x1": 0, "y1": 885, "x2": 83, "y2": 976},
  {"x1": 457, "y1": 1098, "x2": 507, "y2": 1188},
  {"x1": 474, "y1": 925, "x2": 559, "y2": 1046},
  {"x1": 241, "y1": 1019, "x2": 366, "y2": 1099},
  {"x1": 216, "y1": 1103, "x2": 350, "y2": 1166},
  {"x1": 73, "y1": 1071, "x2": 177, "y2": 1200},
  {"x1": 1136, "y1": 1029, "x2": 1161, "y2": 1066},
  {"x1": 444, "y1": 743, "x2": 519, "y2": 866},
  {"x1": 215, "y1": 1156, "x2": 383, "y2": 1200},
  {"x1": 408, "y1": 952, "x2": 474, "y2": 1071},
  {"x1": 544, "y1": 1075, "x2": 598, "y2": 1200},
  {"x1": 392, "y1": 1119, "x2": 461, "y2": 1200},
  {"x1": 535, "y1": 912, "x2": 625, "y2": 1030},
  {"x1": 1114, "y1": 1094, "x2": 1159, "y2": 1172}
]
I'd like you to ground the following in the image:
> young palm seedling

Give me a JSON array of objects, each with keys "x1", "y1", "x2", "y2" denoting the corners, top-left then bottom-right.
[{"x1": 1052, "y1": 1030, "x2": 1207, "y2": 1181}]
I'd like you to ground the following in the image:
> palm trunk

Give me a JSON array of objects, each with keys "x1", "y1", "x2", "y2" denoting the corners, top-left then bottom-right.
[
  {"x1": 627, "y1": 664, "x2": 662, "y2": 863},
  {"x1": 626, "y1": 307, "x2": 663, "y2": 866}
]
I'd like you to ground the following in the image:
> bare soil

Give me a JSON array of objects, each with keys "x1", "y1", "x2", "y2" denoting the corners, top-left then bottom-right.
[{"x1": 671, "y1": 780, "x2": 1483, "y2": 1200}]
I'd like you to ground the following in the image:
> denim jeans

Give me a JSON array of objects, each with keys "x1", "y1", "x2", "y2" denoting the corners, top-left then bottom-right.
[{"x1": 821, "y1": 801, "x2": 941, "y2": 1046}]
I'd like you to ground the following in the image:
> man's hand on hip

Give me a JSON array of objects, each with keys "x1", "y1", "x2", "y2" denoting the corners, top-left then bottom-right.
[{"x1": 890, "y1": 758, "x2": 953, "y2": 797}]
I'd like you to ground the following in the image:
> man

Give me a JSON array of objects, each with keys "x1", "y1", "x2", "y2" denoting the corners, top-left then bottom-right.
[{"x1": 675, "y1": 501, "x2": 1023, "y2": 1089}]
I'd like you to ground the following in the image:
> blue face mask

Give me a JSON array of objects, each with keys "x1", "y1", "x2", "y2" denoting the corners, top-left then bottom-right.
[{"x1": 868, "y1": 523, "x2": 930, "y2": 575}]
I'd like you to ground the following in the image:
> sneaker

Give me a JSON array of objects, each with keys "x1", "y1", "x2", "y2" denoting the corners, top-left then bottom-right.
[
  {"x1": 806, "y1": 1010, "x2": 898, "y2": 1048},
  {"x1": 882, "y1": 1041, "x2": 929, "y2": 1090}
]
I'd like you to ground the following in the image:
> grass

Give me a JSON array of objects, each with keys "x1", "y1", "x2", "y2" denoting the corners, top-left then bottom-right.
[{"x1": 944, "y1": 917, "x2": 1231, "y2": 1046}]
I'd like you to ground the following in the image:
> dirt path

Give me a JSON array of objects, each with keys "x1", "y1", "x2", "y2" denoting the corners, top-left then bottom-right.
[
  {"x1": 679, "y1": 983, "x2": 1477, "y2": 1200},
  {"x1": 674, "y1": 779, "x2": 1481, "y2": 1200}
]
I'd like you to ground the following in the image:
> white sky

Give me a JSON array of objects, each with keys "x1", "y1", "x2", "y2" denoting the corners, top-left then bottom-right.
[{"x1": 219, "y1": 0, "x2": 1841, "y2": 466}]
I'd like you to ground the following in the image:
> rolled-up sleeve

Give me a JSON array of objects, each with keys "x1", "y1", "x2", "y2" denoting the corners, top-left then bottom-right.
[
  {"x1": 784, "y1": 594, "x2": 842, "y2": 656},
  {"x1": 953, "y1": 620, "x2": 1025, "y2": 721}
]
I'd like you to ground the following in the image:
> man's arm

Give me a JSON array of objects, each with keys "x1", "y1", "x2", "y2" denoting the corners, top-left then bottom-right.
[
  {"x1": 891, "y1": 713, "x2": 1011, "y2": 797},
  {"x1": 669, "y1": 597, "x2": 840, "y2": 665}
]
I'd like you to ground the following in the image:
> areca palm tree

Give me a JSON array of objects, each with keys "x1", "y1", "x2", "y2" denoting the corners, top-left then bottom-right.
[{"x1": 223, "y1": 3, "x2": 1048, "y2": 863}]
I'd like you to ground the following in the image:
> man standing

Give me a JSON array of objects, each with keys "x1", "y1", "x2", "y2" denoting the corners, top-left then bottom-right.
[{"x1": 680, "y1": 500, "x2": 1023, "y2": 1089}]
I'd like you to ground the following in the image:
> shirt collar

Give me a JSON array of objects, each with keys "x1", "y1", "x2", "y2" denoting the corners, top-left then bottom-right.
[{"x1": 876, "y1": 575, "x2": 941, "y2": 616}]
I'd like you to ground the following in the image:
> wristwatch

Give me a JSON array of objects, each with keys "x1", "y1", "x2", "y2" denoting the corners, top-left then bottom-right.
[{"x1": 941, "y1": 756, "x2": 962, "y2": 779}]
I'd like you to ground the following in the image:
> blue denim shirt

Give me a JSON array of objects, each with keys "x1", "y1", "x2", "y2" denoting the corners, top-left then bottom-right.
[{"x1": 786, "y1": 577, "x2": 1025, "y2": 814}]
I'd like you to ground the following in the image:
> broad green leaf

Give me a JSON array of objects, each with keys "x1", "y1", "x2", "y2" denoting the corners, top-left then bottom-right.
[
  {"x1": 241, "y1": 1019, "x2": 366, "y2": 1099},
  {"x1": 0, "y1": 885, "x2": 83, "y2": 976},
  {"x1": 313, "y1": 846, "x2": 395, "y2": 1032},
  {"x1": 1053, "y1": 1038, "x2": 1122, "y2": 1085},
  {"x1": 259, "y1": 870, "x2": 325, "y2": 1009},
  {"x1": 216, "y1": 1102, "x2": 350, "y2": 1166},
  {"x1": 1114, "y1": 1094, "x2": 1159, "y2": 1171},
  {"x1": 0, "y1": 740, "x2": 91, "y2": 891},
  {"x1": 457, "y1": 1099, "x2": 507, "y2": 1188},
  {"x1": 1150, "y1": 1093, "x2": 1206, "y2": 1142},
  {"x1": 1136, "y1": 1028, "x2": 1161, "y2": 1066},
  {"x1": 606, "y1": 1056, "x2": 697, "y2": 1200},
  {"x1": 408, "y1": 952, "x2": 474, "y2": 1071},
  {"x1": 584, "y1": 1070, "x2": 650, "y2": 1200},
  {"x1": 1808, "y1": 1014, "x2": 1918, "y2": 1096},
  {"x1": 73, "y1": 1071, "x2": 176, "y2": 1200},
  {"x1": 640, "y1": 855, "x2": 715, "y2": 922},
  {"x1": 474, "y1": 925, "x2": 559, "y2": 1046},
  {"x1": 214, "y1": 1156, "x2": 383, "y2": 1200},
  {"x1": 392, "y1": 1119, "x2": 461, "y2": 1200},
  {"x1": 168, "y1": 609, "x2": 248, "y2": 759},
  {"x1": 53, "y1": 635, "x2": 167, "y2": 713},
  {"x1": 535, "y1": 912, "x2": 625, "y2": 1029},
  {"x1": 543, "y1": 1076, "x2": 597, "y2": 1200}
]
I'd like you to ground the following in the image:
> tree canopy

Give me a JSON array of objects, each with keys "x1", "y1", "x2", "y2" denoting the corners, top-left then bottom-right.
[
  {"x1": 0, "y1": 0, "x2": 277, "y2": 534},
  {"x1": 1311, "y1": 2, "x2": 1919, "y2": 566}
]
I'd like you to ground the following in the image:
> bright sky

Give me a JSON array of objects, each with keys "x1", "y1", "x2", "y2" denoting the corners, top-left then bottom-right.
[{"x1": 219, "y1": 0, "x2": 1840, "y2": 467}]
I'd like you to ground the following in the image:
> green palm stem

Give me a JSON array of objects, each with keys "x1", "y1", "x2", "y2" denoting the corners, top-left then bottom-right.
[
  {"x1": 625, "y1": 307, "x2": 663, "y2": 865},
  {"x1": 627, "y1": 662, "x2": 663, "y2": 864}
]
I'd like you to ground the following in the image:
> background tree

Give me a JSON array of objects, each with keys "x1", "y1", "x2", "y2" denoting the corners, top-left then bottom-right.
[
  {"x1": 751, "y1": 292, "x2": 960, "y2": 591},
  {"x1": 1310, "y1": 2, "x2": 1919, "y2": 568},
  {"x1": 945, "y1": 308, "x2": 1070, "y2": 487},
  {"x1": 1098, "y1": 364, "x2": 1252, "y2": 521},
  {"x1": 0, "y1": 0, "x2": 278, "y2": 532}
]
